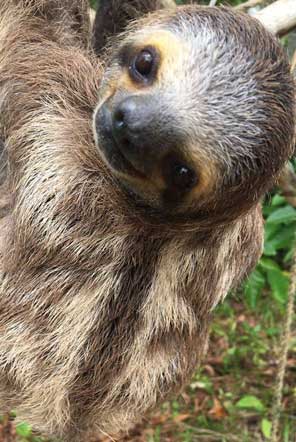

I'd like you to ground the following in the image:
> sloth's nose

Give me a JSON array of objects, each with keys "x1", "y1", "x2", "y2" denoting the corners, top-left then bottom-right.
[
  {"x1": 112, "y1": 96, "x2": 149, "y2": 141},
  {"x1": 111, "y1": 95, "x2": 160, "y2": 174}
]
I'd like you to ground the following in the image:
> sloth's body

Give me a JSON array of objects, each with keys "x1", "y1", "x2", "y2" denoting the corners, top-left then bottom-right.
[{"x1": 0, "y1": 1, "x2": 295, "y2": 440}]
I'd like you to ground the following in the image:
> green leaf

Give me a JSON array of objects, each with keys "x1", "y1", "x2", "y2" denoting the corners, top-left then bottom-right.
[
  {"x1": 263, "y1": 205, "x2": 276, "y2": 217},
  {"x1": 264, "y1": 224, "x2": 296, "y2": 253},
  {"x1": 259, "y1": 257, "x2": 281, "y2": 272},
  {"x1": 235, "y1": 395, "x2": 265, "y2": 412},
  {"x1": 267, "y1": 269, "x2": 289, "y2": 304},
  {"x1": 284, "y1": 248, "x2": 295, "y2": 263},
  {"x1": 263, "y1": 241, "x2": 277, "y2": 256},
  {"x1": 89, "y1": 0, "x2": 98, "y2": 9},
  {"x1": 261, "y1": 418, "x2": 272, "y2": 439},
  {"x1": 244, "y1": 269, "x2": 265, "y2": 309},
  {"x1": 266, "y1": 206, "x2": 296, "y2": 225},
  {"x1": 263, "y1": 224, "x2": 279, "y2": 255},
  {"x1": 284, "y1": 420, "x2": 290, "y2": 442},
  {"x1": 16, "y1": 422, "x2": 32, "y2": 437},
  {"x1": 264, "y1": 223, "x2": 280, "y2": 242},
  {"x1": 271, "y1": 195, "x2": 286, "y2": 207}
]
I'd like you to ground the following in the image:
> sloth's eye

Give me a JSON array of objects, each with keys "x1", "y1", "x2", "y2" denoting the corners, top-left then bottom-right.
[
  {"x1": 163, "y1": 155, "x2": 198, "y2": 192},
  {"x1": 135, "y1": 50, "x2": 153, "y2": 76},
  {"x1": 172, "y1": 164, "x2": 197, "y2": 191},
  {"x1": 129, "y1": 47, "x2": 157, "y2": 83}
]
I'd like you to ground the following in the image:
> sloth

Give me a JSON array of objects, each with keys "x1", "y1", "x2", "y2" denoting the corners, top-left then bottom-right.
[{"x1": 0, "y1": 0, "x2": 295, "y2": 441}]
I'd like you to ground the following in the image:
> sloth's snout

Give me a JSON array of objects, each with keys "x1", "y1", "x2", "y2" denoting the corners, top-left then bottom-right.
[
  {"x1": 96, "y1": 95, "x2": 198, "y2": 195},
  {"x1": 111, "y1": 95, "x2": 163, "y2": 174},
  {"x1": 95, "y1": 95, "x2": 160, "y2": 176},
  {"x1": 113, "y1": 96, "x2": 139, "y2": 136}
]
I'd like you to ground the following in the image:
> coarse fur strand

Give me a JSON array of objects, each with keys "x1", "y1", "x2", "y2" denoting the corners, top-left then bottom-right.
[{"x1": 0, "y1": 1, "x2": 294, "y2": 441}]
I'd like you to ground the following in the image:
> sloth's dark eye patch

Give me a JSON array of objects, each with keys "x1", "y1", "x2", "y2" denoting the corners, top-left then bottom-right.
[{"x1": 129, "y1": 47, "x2": 158, "y2": 84}]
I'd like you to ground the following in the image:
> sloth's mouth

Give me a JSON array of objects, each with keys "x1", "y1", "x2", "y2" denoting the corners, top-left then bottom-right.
[{"x1": 94, "y1": 104, "x2": 146, "y2": 180}]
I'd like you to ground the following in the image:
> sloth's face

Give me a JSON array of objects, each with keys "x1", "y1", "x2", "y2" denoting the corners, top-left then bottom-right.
[
  {"x1": 93, "y1": 8, "x2": 295, "y2": 217},
  {"x1": 94, "y1": 29, "x2": 208, "y2": 213}
]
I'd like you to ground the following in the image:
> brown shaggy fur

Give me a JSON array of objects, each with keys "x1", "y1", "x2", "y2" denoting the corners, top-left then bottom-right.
[
  {"x1": 0, "y1": 1, "x2": 295, "y2": 441},
  {"x1": 92, "y1": 0, "x2": 176, "y2": 54}
]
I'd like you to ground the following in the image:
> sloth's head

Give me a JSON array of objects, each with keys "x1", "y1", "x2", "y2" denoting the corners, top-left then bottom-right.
[{"x1": 94, "y1": 6, "x2": 295, "y2": 221}]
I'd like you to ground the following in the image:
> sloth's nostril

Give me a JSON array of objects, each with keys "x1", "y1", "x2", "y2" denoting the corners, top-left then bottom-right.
[{"x1": 113, "y1": 109, "x2": 125, "y2": 131}]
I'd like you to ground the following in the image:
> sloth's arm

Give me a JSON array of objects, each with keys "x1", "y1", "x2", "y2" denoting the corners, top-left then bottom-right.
[
  {"x1": 0, "y1": 0, "x2": 99, "y2": 221},
  {"x1": 0, "y1": 0, "x2": 92, "y2": 213},
  {"x1": 5, "y1": 0, "x2": 90, "y2": 47},
  {"x1": 0, "y1": 0, "x2": 97, "y2": 129},
  {"x1": 92, "y1": 0, "x2": 176, "y2": 54}
]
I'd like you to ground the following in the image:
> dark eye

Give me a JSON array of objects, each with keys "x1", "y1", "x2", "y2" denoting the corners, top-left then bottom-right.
[
  {"x1": 135, "y1": 50, "x2": 153, "y2": 76},
  {"x1": 172, "y1": 164, "x2": 197, "y2": 191},
  {"x1": 129, "y1": 47, "x2": 157, "y2": 83},
  {"x1": 163, "y1": 155, "x2": 198, "y2": 193}
]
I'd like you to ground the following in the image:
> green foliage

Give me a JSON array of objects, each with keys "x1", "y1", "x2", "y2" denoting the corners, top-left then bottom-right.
[
  {"x1": 244, "y1": 188, "x2": 296, "y2": 309},
  {"x1": 16, "y1": 422, "x2": 32, "y2": 438},
  {"x1": 261, "y1": 418, "x2": 272, "y2": 439},
  {"x1": 235, "y1": 395, "x2": 265, "y2": 412},
  {"x1": 89, "y1": 0, "x2": 98, "y2": 9},
  {"x1": 244, "y1": 269, "x2": 265, "y2": 309}
]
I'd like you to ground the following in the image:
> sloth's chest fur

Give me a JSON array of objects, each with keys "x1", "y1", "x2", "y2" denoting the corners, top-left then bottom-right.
[{"x1": 0, "y1": 213, "x2": 262, "y2": 437}]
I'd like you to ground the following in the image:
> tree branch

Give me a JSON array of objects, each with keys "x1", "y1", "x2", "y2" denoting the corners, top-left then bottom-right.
[
  {"x1": 253, "y1": 0, "x2": 296, "y2": 36},
  {"x1": 236, "y1": 0, "x2": 268, "y2": 11}
]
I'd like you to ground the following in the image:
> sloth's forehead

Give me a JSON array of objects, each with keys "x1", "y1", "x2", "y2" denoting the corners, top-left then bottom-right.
[
  {"x1": 115, "y1": 25, "x2": 251, "y2": 89},
  {"x1": 117, "y1": 17, "x2": 249, "y2": 71},
  {"x1": 116, "y1": 6, "x2": 272, "y2": 67}
]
